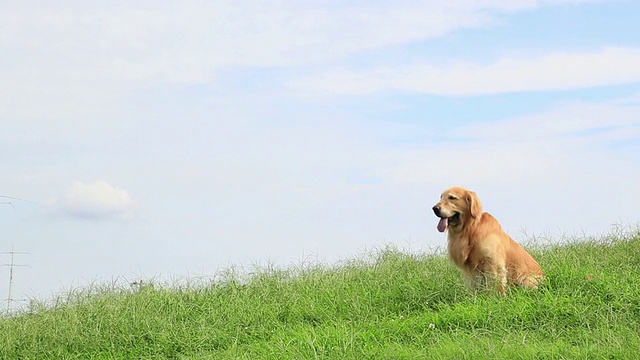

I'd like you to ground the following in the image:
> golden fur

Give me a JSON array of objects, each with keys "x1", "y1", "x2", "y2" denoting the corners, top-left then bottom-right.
[{"x1": 432, "y1": 186, "x2": 543, "y2": 294}]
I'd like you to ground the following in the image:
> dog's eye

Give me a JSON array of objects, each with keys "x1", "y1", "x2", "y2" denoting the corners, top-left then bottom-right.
[{"x1": 448, "y1": 196, "x2": 457, "y2": 200}]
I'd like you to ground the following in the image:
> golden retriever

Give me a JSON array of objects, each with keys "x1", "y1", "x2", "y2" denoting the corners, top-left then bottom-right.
[{"x1": 432, "y1": 186, "x2": 543, "y2": 294}]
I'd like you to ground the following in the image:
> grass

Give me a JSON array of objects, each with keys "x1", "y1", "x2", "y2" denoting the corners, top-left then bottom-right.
[{"x1": 1, "y1": 229, "x2": 640, "y2": 359}]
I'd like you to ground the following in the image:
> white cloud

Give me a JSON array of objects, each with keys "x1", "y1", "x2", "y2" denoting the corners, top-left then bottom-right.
[
  {"x1": 380, "y1": 98, "x2": 640, "y2": 186},
  {"x1": 0, "y1": 0, "x2": 611, "y2": 134},
  {"x1": 48, "y1": 181, "x2": 135, "y2": 220},
  {"x1": 0, "y1": 1, "x2": 586, "y2": 100},
  {"x1": 0, "y1": 1, "x2": 536, "y2": 74},
  {"x1": 457, "y1": 100, "x2": 640, "y2": 141},
  {"x1": 292, "y1": 47, "x2": 640, "y2": 96},
  {"x1": 0, "y1": 1, "x2": 500, "y2": 130}
]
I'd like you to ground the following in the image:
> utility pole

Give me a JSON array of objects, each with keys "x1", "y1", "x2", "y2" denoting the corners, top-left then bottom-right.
[{"x1": 1, "y1": 244, "x2": 29, "y2": 313}]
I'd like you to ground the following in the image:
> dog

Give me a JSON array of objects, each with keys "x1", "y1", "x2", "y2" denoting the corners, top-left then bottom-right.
[{"x1": 432, "y1": 186, "x2": 543, "y2": 294}]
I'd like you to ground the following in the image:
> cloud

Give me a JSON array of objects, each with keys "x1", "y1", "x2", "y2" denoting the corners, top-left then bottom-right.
[
  {"x1": 0, "y1": 1, "x2": 500, "y2": 130},
  {"x1": 0, "y1": 1, "x2": 587, "y2": 96},
  {"x1": 0, "y1": 0, "x2": 608, "y2": 134},
  {"x1": 48, "y1": 181, "x2": 135, "y2": 220},
  {"x1": 457, "y1": 99, "x2": 640, "y2": 142},
  {"x1": 292, "y1": 47, "x2": 640, "y2": 96},
  {"x1": 380, "y1": 97, "x2": 640, "y2": 186}
]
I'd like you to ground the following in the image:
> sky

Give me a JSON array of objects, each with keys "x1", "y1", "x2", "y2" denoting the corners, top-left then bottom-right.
[{"x1": 1, "y1": 0, "x2": 640, "y2": 311}]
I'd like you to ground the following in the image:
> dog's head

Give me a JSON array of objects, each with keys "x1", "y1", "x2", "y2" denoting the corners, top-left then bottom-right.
[{"x1": 432, "y1": 186, "x2": 482, "y2": 233}]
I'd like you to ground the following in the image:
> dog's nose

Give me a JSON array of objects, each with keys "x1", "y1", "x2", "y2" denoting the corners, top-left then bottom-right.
[{"x1": 432, "y1": 205, "x2": 440, "y2": 215}]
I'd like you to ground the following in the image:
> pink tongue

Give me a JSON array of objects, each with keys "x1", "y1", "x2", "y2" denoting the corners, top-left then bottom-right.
[{"x1": 437, "y1": 217, "x2": 448, "y2": 233}]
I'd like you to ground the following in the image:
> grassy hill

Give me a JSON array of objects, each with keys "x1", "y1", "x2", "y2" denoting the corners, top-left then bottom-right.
[{"x1": 2, "y1": 229, "x2": 639, "y2": 359}]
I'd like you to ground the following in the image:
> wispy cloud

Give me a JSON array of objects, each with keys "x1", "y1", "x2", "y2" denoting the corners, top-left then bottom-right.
[
  {"x1": 0, "y1": 0, "x2": 585, "y2": 91},
  {"x1": 380, "y1": 97, "x2": 640, "y2": 186},
  {"x1": 292, "y1": 47, "x2": 640, "y2": 96},
  {"x1": 457, "y1": 99, "x2": 640, "y2": 141},
  {"x1": 0, "y1": 1, "x2": 499, "y2": 126},
  {"x1": 47, "y1": 181, "x2": 135, "y2": 220},
  {"x1": 1, "y1": 0, "x2": 611, "y2": 132}
]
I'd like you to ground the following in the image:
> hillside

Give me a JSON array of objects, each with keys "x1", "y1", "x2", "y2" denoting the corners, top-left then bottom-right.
[{"x1": 1, "y1": 229, "x2": 639, "y2": 359}]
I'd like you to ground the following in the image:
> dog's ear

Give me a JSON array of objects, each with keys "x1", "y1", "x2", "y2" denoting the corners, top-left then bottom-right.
[{"x1": 466, "y1": 191, "x2": 483, "y2": 218}]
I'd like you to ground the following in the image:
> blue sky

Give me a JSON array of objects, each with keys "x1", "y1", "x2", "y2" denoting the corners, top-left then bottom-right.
[{"x1": 1, "y1": 0, "x2": 640, "y2": 311}]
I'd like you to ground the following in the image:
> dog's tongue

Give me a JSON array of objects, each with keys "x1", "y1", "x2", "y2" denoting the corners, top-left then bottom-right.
[{"x1": 437, "y1": 217, "x2": 448, "y2": 233}]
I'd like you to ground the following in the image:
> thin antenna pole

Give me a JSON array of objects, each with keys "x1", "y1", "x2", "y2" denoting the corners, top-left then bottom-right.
[
  {"x1": 7, "y1": 245, "x2": 13, "y2": 312},
  {"x1": 1, "y1": 244, "x2": 29, "y2": 313}
]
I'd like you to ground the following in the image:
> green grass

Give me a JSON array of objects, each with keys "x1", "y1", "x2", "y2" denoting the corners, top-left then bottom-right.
[{"x1": 2, "y1": 229, "x2": 640, "y2": 359}]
